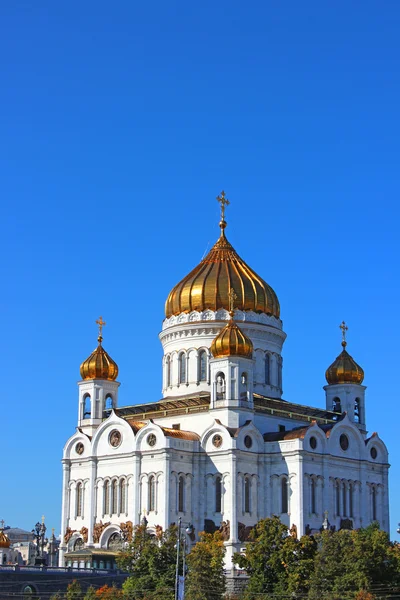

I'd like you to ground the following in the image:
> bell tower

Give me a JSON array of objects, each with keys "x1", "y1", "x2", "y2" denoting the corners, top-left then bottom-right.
[
  {"x1": 78, "y1": 317, "x2": 120, "y2": 436},
  {"x1": 324, "y1": 322, "x2": 366, "y2": 430}
]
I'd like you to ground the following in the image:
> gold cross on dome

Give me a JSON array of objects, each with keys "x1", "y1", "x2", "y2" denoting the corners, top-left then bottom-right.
[
  {"x1": 229, "y1": 287, "x2": 238, "y2": 314},
  {"x1": 0, "y1": 519, "x2": 4, "y2": 529},
  {"x1": 216, "y1": 190, "x2": 230, "y2": 221},
  {"x1": 96, "y1": 316, "x2": 106, "y2": 337},
  {"x1": 41, "y1": 515, "x2": 45, "y2": 524},
  {"x1": 339, "y1": 321, "x2": 348, "y2": 343}
]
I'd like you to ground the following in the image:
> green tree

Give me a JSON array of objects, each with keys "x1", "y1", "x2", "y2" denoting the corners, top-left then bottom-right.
[
  {"x1": 185, "y1": 531, "x2": 226, "y2": 600},
  {"x1": 278, "y1": 531, "x2": 318, "y2": 596},
  {"x1": 233, "y1": 516, "x2": 289, "y2": 598},
  {"x1": 83, "y1": 587, "x2": 97, "y2": 600},
  {"x1": 66, "y1": 580, "x2": 83, "y2": 600},
  {"x1": 119, "y1": 523, "x2": 177, "y2": 599}
]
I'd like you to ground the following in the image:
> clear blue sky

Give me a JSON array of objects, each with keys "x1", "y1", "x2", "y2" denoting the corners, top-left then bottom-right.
[{"x1": 2, "y1": 1, "x2": 400, "y2": 539}]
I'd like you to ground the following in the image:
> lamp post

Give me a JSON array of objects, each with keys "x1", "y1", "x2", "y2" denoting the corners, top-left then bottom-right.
[
  {"x1": 32, "y1": 516, "x2": 47, "y2": 566},
  {"x1": 175, "y1": 519, "x2": 194, "y2": 600}
]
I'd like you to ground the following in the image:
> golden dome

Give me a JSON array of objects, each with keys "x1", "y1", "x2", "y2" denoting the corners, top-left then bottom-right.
[
  {"x1": 165, "y1": 196, "x2": 280, "y2": 319},
  {"x1": 80, "y1": 317, "x2": 119, "y2": 381},
  {"x1": 0, "y1": 529, "x2": 10, "y2": 549},
  {"x1": 325, "y1": 340, "x2": 364, "y2": 385},
  {"x1": 211, "y1": 317, "x2": 254, "y2": 359}
]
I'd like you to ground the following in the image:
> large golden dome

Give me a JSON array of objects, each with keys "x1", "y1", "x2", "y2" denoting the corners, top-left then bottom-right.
[
  {"x1": 325, "y1": 341, "x2": 364, "y2": 385},
  {"x1": 211, "y1": 318, "x2": 254, "y2": 359},
  {"x1": 80, "y1": 317, "x2": 119, "y2": 381},
  {"x1": 165, "y1": 196, "x2": 280, "y2": 319}
]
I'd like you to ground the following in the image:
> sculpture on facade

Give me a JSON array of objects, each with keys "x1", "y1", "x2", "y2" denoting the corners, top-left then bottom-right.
[
  {"x1": 80, "y1": 527, "x2": 88, "y2": 543},
  {"x1": 93, "y1": 521, "x2": 111, "y2": 543},
  {"x1": 63, "y1": 527, "x2": 77, "y2": 544},
  {"x1": 120, "y1": 521, "x2": 133, "y2": 542}
]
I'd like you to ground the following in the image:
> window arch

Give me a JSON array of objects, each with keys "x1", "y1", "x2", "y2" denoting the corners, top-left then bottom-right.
[
  {"x1": 215, "y1": 476, "x2": 222, "y2": 513},
  {"x1": 335, "y1": 481, "x2": 340, "y2": 515},
  {"x1": 354, "y1": 398, "x2": 361, "y2": 422},
  {"x1": 311, "y1": 478, "x2": 316, "y2": 514},
  {"x1": 83, "y1": 394, "x2": 91, "y2": 419},
  {"x1": 119, "y1": 479, "x2": 126, "y2": 514},
  {"x1": 281, "y1": 477, "x2": 288, "y2": 513},
  {"x1": 105, "y1": 394, "x2": 113, "y2": 410},
  {"x1": 104, "y1": 481, "x2": 110, "y2": 515},
  {"x1": 199, "y1": 350, "x2": 207, "y2": 382},
  {"x1": 149, "y1": 476, "x2": 156, "y2": 512},
  {"x1": 166, "y1": 356, "x2": 171, "y2": 387},
  {"x1": 244, "y1": 477, "x2": 250, "y2": 513},
  {"x1": 216, "y1": 373, "x2": 225, "y2": 399},
  {"x1": 76, "y1": 482, "x2": 83, "y2": 517},
  {"x1": 265, "y1": 354, "x2": 270, "y2": 385},
  {"x1": 372, "y1": 486, "x2": 377, "y2": 521},
  {"x1": 179, "y1": 353, "x2": 186, "y2": 384},
  {"x1": 277, "y1": 357, "x2": 283, "y2": 390},
  {"x1": 111, "y1": 480, "x2": 118, "y2": 514},
  {"x1": 333, "y1": 397, "x2": 342, "y2": 412},
  {"x1": 178, "y1": 476, "x2": 185, "y2": 512}
]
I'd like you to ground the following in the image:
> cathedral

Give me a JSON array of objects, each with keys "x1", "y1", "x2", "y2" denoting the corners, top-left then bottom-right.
[{"x1": 59, "y1": 192, "x2": 389, "y2": 570}]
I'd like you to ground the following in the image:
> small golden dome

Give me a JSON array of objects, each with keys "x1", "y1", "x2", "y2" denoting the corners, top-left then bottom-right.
[
  {"x1": 325, "y1": 342, "x2": 364, "y2": 385},
  {"x1": 165, "y1": 193, "x2": 280, "y2": 319},
  {"x1": 80, "y1": 317, "x2": 119, "y2": 381},
  {"x1": 211, "y1": 318, "x2": 254, "y2": 359},
  {"x1": 0, "y1": 529, "x2": 10, "y2": 549}
]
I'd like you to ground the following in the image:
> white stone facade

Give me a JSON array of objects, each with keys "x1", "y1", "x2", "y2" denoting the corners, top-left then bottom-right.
[{"x1": 59, "y1": 305, "x2": 390, "y2": 570}]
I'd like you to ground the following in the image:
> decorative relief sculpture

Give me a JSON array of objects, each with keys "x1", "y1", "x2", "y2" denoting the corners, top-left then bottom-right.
[
  {"x1": 93, "y1": 520, "x2": 111, "y2": 543},
  {"x1": 238, "y1": 522, "x2": 254, "y2": 542},
  {"x1": 80, "y1": 526, "x2": 88, "y2": 543},
  {"x1": 120, "y1": 521, "x2": 133, "y2": 542},
  {"x1": 289, "y1": 524, "x2": 298, "y2": 538},
  {"x1": 64, "y1": 527, "x2": 77, "y2": 543},
  {"x1": 219, "y1": 520, "x2": 230, "y2": 541}
]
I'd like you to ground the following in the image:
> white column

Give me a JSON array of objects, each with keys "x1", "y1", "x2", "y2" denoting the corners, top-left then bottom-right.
[
  {"x1": 230, "y1": 456, "x2": 238, "y2": 542},
  {"x1": 59, "y1": 461, "x2": 70, "y2": 566},
  {"x1": 87, "y1": 459, "x2": 97, "y2": 544},
  {"x1": 132, "y1": 455, "x2": 141, "y2": 524},
  {"x1": 164, "y1": 453, "x2": 171, "y2": 529}
]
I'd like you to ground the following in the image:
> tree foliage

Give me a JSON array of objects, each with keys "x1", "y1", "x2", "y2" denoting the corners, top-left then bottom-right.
[{"x1": 185, "y1": 531, "x2": 226, "y2": 600}]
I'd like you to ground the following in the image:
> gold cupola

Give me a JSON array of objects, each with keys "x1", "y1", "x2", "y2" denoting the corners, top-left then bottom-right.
[
  {"x1": 0, "y1": 528, "x2": 10, "y2": 549},
  {"x1": 165, "y1": 191, "x2": 280, "y2": 319},
  {"x1": 80, "y1": 317, "x2": 119, "y2": 381},
  {"x1": 210, "y1": 289, "x2": 254, "y2": 359},
  {"x1": 325, "y1": 321, "x2": 364, "y2": 385}
]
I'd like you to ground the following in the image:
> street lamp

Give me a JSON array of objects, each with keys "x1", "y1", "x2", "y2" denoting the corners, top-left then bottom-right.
[
  {"x1": 32, "y1": 516, "x2": 47, "y2": 566},
  {"x1": 175, "y1": 519, "x2": 194, "y2": 600}
]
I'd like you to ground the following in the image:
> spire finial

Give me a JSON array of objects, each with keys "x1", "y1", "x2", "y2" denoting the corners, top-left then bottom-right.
[
  {"x1": 228, "y1": 287, "x2": 237, "y2": 317},
  {"x1": 96, "y1": 316, "x2": 106, "y2": 343},
  {"x1": 216, "y1": 190, "x2": 230, "y2": 233},
  {"x1": 339, "y1": 321, "x2": 348, "y2": 347}
]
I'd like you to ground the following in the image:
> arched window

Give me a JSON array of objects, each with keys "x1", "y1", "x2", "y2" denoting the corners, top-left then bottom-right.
[
  {"x1": 265, "y1": 354, "x2": 270, "y2": 385},
  {"x1": 179, "y1": 353, "x2": 186, "y2": 384},
  {"x1": 244, "y1": 477, "x2": 250, "y2": 513},
  {"x1": 149, "y1": 476, "x2": 156, "y2": 512},
  {"x1": 119, "y1": 479, "x2": 126, "y2": 514},
  {"x1": 333, "y1": 397, "x2": 342, "y2": 412},
  {"x1": 76, "y1": 482, "x2": 83, "y2": 517},
  {"x1": 105, "y1": 395, "x2": 113, "y2": 410},
  {"x1": 281, "y1": 477, "x2": 288, "y2": 513},
  {"x1": 111, "y1": 480, "x2": 118, "y2": 514},
  {"x1": 199, "y1": 350, "x2": 207, "y2": 382},
  {"x1": 336, "y1": 481, "x2": 340, "y2": 515},
  {"x1": 342, "y1": 483, "x2": 347, "y2": 516},
  {"x1": 166, "y1": 356, "x2": 171, "y2": 387},
  {"x1": 216, "y1": 373, "x2": 225, "y2": 400},
  {"x1": 354, "y1": 398, "x2": 361, "y2": 423},
  {"x1": 83, "y1": 394, "x2": 91, "y2": 419},
  {"x1": 372, "y1": 487, "x2": 377, "y2": 521},
  {"x1": 311, "y1": 479, "x2": 316, "y2": 514},
  {"x1": 178, "y1": 476, "x2": 185, "y2": 512},
  {"x1": 215, "y1": 476, "x2": 222, "y2": 513},
  {"x1": 104, "y1": 481, "x2": 110, "y2": 515},
  {"x1": 349, "y1": 483, "x2": 354, "y2": 518},
  {"x1": 278, "y1": 357, "x2": 283, "y2": 390}
]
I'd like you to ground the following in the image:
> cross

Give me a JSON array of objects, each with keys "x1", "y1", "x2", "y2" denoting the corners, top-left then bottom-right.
[
  {"x1": 229, "y1": 287, "x2": 237, "y2": 314},
  {"x1": 41, "y1": 515, "x2": 45, "y2": 524},
  {"x1": 96, "y1": 316, "x2": 106, "y2": 337},
  {"x1": 216, "y1": 190, "x2": 230, "y2": 221},
  {"x1": 0, "y1": 519, "x2": 4, "y2": 529},
  {"x1": 339, "y1": 321, "x2": 348, "y2": 343}
]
